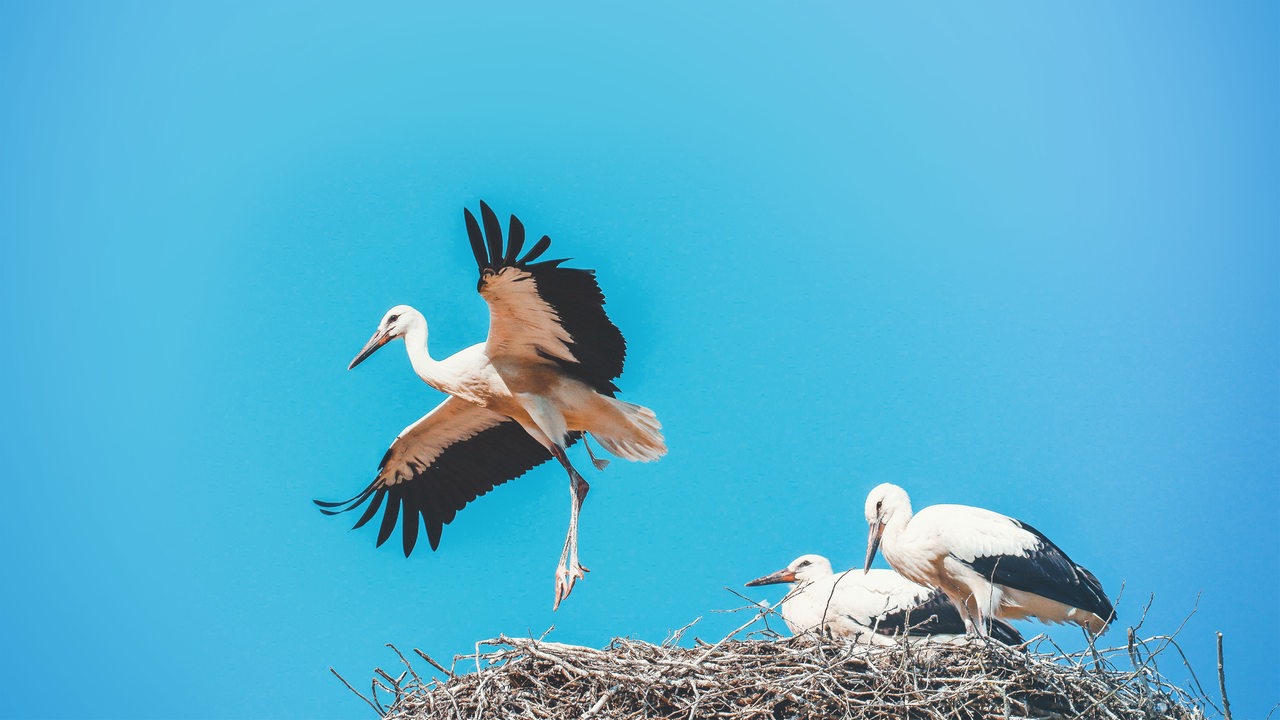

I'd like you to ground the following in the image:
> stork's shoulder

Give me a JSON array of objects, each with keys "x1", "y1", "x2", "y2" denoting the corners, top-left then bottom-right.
[
  {"x1": 916, "y1": 504, "x2": 1040, "y2": 561},
  {"x1": 438, "y1": 342, "x2": 490, "y2": 369},
  {"x1": 477, "y1": 263, "x2": 539, "y2": 297},
  {"x1": 435, "y1": 343, "x2": 506, "y2": 406},
  {"x1": 916, "y1": 503, "x2": 1020, "y2": 530}
]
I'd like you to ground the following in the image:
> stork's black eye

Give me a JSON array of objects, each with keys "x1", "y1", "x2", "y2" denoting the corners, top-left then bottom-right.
[
  {"x1": 876, "y1": 500, "x2": 883, "y2": 511},
  {"x1": 797, "y1": 560, "x2": 810, "y2": 568},
  {"x1": 387, "y1": 314, "x2": 400, "y2": 324}
]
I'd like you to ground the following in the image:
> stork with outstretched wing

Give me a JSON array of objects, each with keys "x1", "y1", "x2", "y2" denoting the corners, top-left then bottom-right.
[{"x1": 316, "y1": 201, "x2": 666, "y2": 608}]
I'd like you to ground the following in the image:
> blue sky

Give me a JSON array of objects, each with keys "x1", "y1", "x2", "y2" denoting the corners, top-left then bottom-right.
[{"x1": 1, "y1": 2, "x2": 1275, "y2": 718}]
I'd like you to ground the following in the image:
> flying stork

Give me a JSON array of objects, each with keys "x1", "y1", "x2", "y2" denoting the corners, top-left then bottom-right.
[
  {"x1": 745, "y1": 554, "x2": 1022, "y2": 645},
  {"x1": 315, "y1": 201, "x2": 666, "y2": 609},
  {"x1": 862, "y1": 483, "x2": 1115, "y2": 636}
]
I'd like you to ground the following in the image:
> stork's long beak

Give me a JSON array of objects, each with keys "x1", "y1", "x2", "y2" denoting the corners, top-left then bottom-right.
[
  {"x1": 349, "y1": 328, "x2": 391, "y2": 370},
  {"x1": 863, "y1": 519, "x2": 883, "y2": 574},
  {"x1": 745, "y1": 568, "x2": 797, "y2": 587}
]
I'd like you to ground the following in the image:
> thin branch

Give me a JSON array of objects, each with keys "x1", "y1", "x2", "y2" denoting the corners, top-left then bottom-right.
[
  {"x1": 386, "y1": 644, "x2": 422, "y2": 686},
  {"x1": 328, "y1": 667, "x2": 382, "y2": 717},
  {"x1": 1217, "y1": 632, "x2": 1232, "y2": 720},
  {"x1": 414, "y1": 648, "x2": 456, "y2": 680}
]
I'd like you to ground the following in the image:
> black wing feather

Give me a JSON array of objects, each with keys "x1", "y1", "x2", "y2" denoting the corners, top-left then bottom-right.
[
  {"x1": 479, "y1": 201, "x2": 505, "y2": 270},
  {"x1": 351, "y1": 489, "x2": 385, "y2": 530},
  {"x1": 988, "y1": 618, "x2": 1024, "y2": 646},
  {"x1": 376, "y1": 493, "x2": 400, "y2": 547},
  {"x1": 960, "y1": 519, "x2": 1115, "y2": 626},
  {"x1": 504, "y1": 215, "x2": 525, "y2": 265},
  {"x1": 863, "y1": 588, "x2": 1024, "y2": 645},
  {"x1": 521, "y1": 235, "x2": 551, "y2": 264},
  {"x1": 401, "y1": 496, "x2": 419, "y2": 557},
  {"x1": 315, "y1": 483, "x2": 376, "y2": 514},
  {"x1": 875, "y1": 589, "x2": 968, "y2": 637},
  {"x1": 464, "y1": 208, "x2": 488, "y2": 270},
  {"x1": 315, "y1": 420, "x2": 577, "y2": 555},
  {"x1": 527, "y1": 261, "x2": 625, "y2": 392},
  {"x1": 468, "y1": 202, "x2": 627, "y2": 395}
]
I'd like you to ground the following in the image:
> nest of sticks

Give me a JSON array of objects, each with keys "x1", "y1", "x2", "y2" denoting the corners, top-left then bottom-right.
[{"x1": 339, "y1": 606, "x2": 1226, "y2": 720}]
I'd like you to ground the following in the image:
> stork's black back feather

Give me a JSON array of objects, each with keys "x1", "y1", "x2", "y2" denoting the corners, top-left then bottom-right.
[
  {"x1": 960, "y1": 519, "x2": 1116, "y2": 628},
  {"x1": 868, "y1": 589, "x2": 1024, "y2": 645}
]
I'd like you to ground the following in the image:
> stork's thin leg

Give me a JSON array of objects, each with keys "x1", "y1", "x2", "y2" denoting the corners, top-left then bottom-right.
[
  {"x1": 961, "y1": 594, "x2": 983, "y2": 638},
  {"x1": 962, "y1": 593, "x2": 993, "y2": 641},
  {"x1": 583, "y1": 434, "x2": 610, "y2": 471},
  {"x1": 550, "y1": 446, "x2": 591, "y2": 610}
]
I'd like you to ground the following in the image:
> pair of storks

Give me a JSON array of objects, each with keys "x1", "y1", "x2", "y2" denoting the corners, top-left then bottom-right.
[
  {"x1": 317, "y1": 203, "x2": 1114, "y2": 636},
  {"x1": 745, "y1": 484, "x2": 1115, "y2": 644}
]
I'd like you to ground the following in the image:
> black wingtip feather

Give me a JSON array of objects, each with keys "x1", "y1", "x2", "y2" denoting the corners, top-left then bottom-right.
[
  {"x1": 351, "y1": 489, "x2": 386, "y2": 530},
  {"x1": 376, "y1": 494, "x2": 401, "y2": 547},
  {"x1": 479, "y1": 201, "x2": 504, "y2": 269},
  {"x1": 427, "y1": 517, "x2": 443, "y2": 551},
  {"x1": 521, "y1": 235, "x2": 552, "y2": 264},
  {"x1": 464, "y1": 208, "x2": 487, "y2": 269},
  {"x1": 313, "y1": 482, "x2": 377, "y2": 510},
  {"x1": 401, "y1": 498, "x2": 419, "y2": 557},
  {"x1": 504, "y1": 215, "x2": 525, "y2": 265}
]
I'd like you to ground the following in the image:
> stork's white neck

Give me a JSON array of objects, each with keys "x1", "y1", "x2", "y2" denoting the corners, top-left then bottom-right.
[
  {"x1": 880, "y1": 502, "x2": 915, "y2": 566},
  {"x1": 401, "y1": 321, "x2": 448, "y2": 393}
]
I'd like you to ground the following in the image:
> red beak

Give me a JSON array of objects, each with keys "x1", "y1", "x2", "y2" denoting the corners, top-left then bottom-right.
[{"x1": 745, "y1": 568, "x2": 797, "y2": 587}]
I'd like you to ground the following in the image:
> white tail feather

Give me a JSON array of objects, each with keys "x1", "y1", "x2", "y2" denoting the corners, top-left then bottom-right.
[{"x1": 593, "y1": 398, "x2": 666, "y2": 462}]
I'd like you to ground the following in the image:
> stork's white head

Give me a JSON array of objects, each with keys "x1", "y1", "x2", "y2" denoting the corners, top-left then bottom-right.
[
  {"x1": 863, "y1": 483, "x2": 912, "y2": 573},
  {"x1": 349, "y1": 305, "x2": 424, "y2": 369},
  {"x1": 744, "y1": 554, "x2": 834, "y2": 588}
]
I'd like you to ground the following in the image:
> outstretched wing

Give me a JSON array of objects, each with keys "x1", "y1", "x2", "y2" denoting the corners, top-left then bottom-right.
[
  {"x1": 465, "y1": 200, "x2": 626, "y2": 395},
  {"x1": 314, "y1": 397, "x2": 569, "y2": 556}
]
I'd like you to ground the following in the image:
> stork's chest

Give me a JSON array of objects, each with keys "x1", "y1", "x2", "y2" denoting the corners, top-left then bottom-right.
[{"x1": 883, "y1": 528, "x2": 947, "y2": 588}]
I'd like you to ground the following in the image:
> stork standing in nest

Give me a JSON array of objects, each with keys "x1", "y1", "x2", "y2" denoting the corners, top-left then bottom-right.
[
  {"x1": 316, "y1": 201, "x2": 666, "y2": 608},
  {"x1": 863, "y1": 483, "x2": 1115, "y2": 636}
]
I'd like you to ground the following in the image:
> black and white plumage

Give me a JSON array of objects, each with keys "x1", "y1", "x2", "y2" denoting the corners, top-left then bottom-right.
[
  {"x1": 863, "y1": 483, "x2": 1116, "y2": 636},
  {"x1": 745, "y1": 554, "x2": 1022, "y2": 645},
  {"x1": 315, "y1": 201, "x2": 666, "y2": 609}
]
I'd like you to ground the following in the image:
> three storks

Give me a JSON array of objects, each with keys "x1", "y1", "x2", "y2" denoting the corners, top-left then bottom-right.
[
  {"x1": 316, "y1": 201, "x2": 1116, "y2": 633},
  {"x1": 316, "y1": 201, "x2": 665, "y2": 608}
]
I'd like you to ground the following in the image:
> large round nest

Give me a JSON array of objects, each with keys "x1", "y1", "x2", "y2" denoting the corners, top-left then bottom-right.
[{"x1": 352, "y1": 628, "x2": 1214, "y2": 720}]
